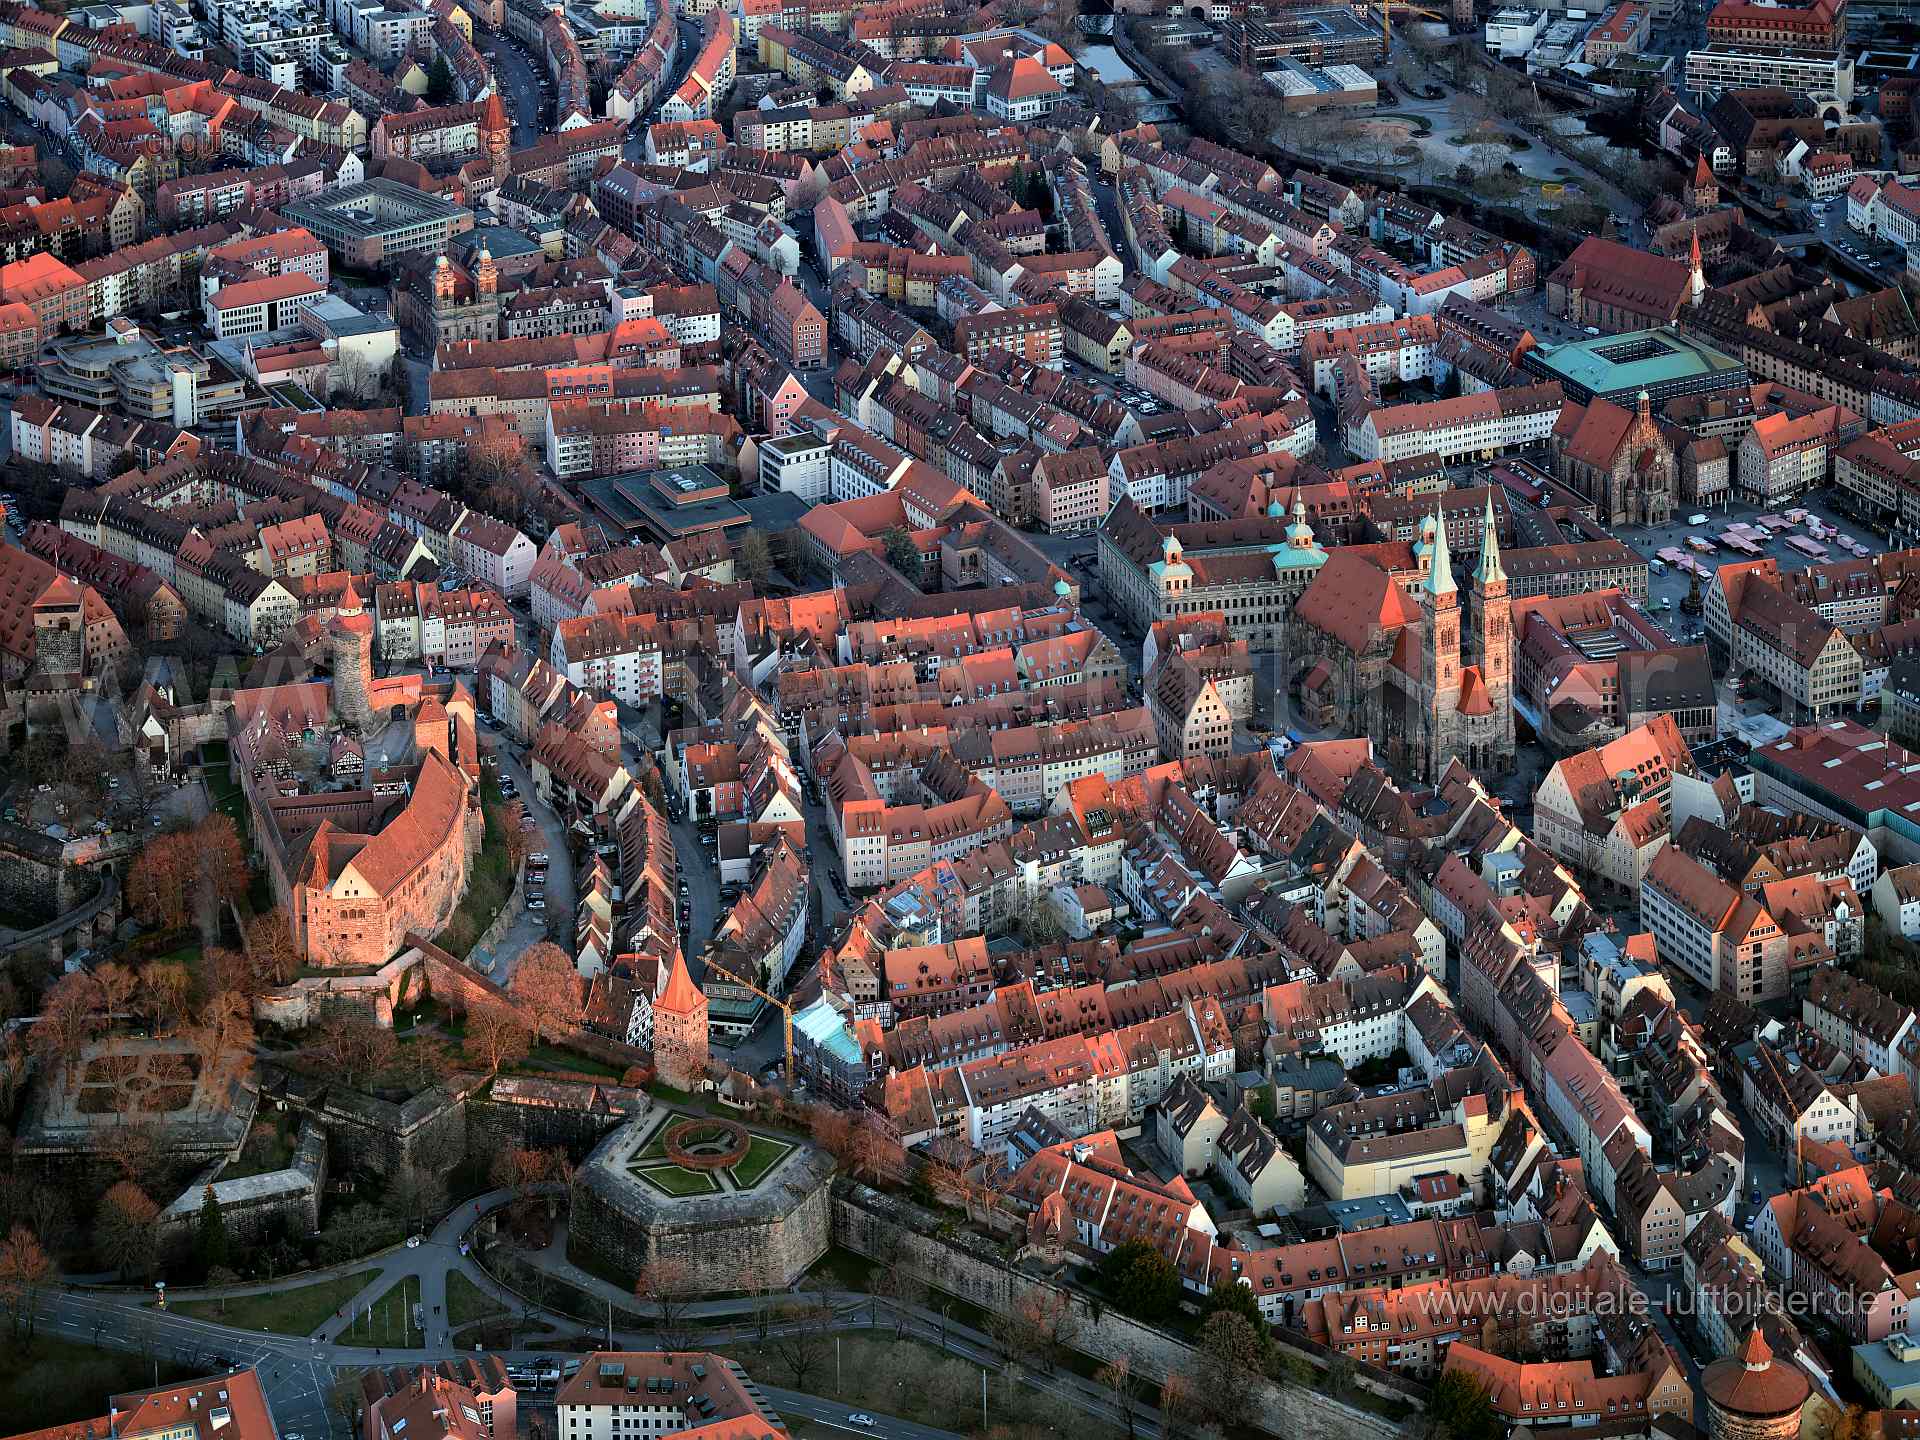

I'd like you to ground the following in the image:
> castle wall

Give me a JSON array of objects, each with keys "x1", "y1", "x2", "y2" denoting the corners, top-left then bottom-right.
[
  {"x1": 830, "y1": 1183, "x2": 1420, "y2": 1440},
  {"x1": 567, "y1": 1118, "x2": 835, "y2": 1289},
  {"x1": 468, "y1": 1096, "x2": 632, "y2": 1159},
  {"x1": 156, "y1": 1120, "x2": 327, "y2": 1262},
  {"x1": 0, "y1": 820, "x2": 96, "y2": 924}
]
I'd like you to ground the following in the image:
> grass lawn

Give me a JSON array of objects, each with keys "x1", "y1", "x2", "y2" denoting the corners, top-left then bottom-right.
[
  {"x1": 158, "y1": 943, "x2": 201, "y2": 965},
  {"x1": 352, "y1": 1279, "x2": 424, "y2": 1348},
  {"x1": 446, "y1": 1271, "x2": 507, "y2": 1328},
  {"x1": 516, "y1": 1044, "x2": 624, "y2": 1078},
  {"x1": 220, "y1": 1114, "x2": 296, "y2": 1182},
  {"x1": 439, "y1": 776, "x2": 511, "y2": 957},
  {"x1": 172, "y1": 1270, "x2": 372, "y2": 1336},
  {"x1": 718, "y1": 1335, "x2": 1008, "y2": 1432},
  {"x1": 0, "y1": 1337, "x2": 195, "y2": 1430},
  {"x1": 732, "y1": 1136, "x2": 792, "y2": 1188},
  {"x1": 205, "y1": 770, "x2": 246, "y2": 824},
  {"x1": 632, "y1": 1163, "x2": 720, "y2": 1197}
]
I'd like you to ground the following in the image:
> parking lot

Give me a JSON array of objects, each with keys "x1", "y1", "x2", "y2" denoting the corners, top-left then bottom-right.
[
  {"x1": 1608, "y1": 488, "x2": 1893, "y2": 642},
  {"x1": 1061, "y1": 355, "x2": 1172, "y2": 418}
]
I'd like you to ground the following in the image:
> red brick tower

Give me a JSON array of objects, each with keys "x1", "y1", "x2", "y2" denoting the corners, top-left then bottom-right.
[
  {"x1": 482, "y1": 90, "x2": 510, "y2": 181},
  {"x1": 1689, "y1": 152, "x2": 1720, "y2": 215},
  {"x1": 653, "y1": 950, "x2": 709, "y2": 1091}
]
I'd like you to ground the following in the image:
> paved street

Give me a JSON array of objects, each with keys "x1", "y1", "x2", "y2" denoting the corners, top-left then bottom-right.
[
  {"x1": 36, "y1": 1186, "x2": 1164, "y2": 1440},
  {"x1": 666, "y1": 806, "x2": 724, "y2": 980},
  {"x1": 470, "y1": 740, "x2": 575, "y2": 982},
  {"x1": 482, "y1": 34, "x2": 547, "y2": 146}
]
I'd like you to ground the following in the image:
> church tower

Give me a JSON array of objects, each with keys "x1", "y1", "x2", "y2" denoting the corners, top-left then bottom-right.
[
  {"x1": 1688, "y1": 230, "x2": 1706, "y2": 306},
  {"x1": 330, "y1": 576, "x2": 375, "y2": 732},
  {"x1": 652, "y1": 949, "x2": 709, "y2": 1091},
  {"x1": 1688, "y1": 152, "x2": 1719, "y2": 215},
  {"x1": 482, "y1": 90, "x2": 510, "y2": 182},
  {"x1": 1472, "y1": 493, "x2": 1515, "y2": 774},
  {"x1": 1418, "y1": 503, "x2": 1461, "y2": 782}
]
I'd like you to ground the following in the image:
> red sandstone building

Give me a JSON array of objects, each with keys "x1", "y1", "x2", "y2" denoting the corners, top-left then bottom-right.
[
  {"x1": 235, "y1": 584, "x2": 486, "y2": 968},
  {"x1": 1706, "y1": 0, "x2": 1844, "y2": 51}
]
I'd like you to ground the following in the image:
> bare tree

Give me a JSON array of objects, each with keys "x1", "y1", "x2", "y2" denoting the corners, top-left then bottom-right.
[
  {"x1": 766, "y1": 1301, "x2": 834, "y2": 1389},
  {"x1": 990, "y1": 1288, "x2": 1081, "y2": 1374},
  {"x1": 465, "y1": 1000, "x2": 533, "y2": 1077},
  {"x1": 385, "y1": 1165, "x2": 449, "y2": 1235},
  {"x1": 88, "y1": 962, "x2": 138, "y2": 1023},
  {"x1": 30, "y1": 972, "x2": 101, "y2": 1081},
  {"x1": 95, "y1": 1181, "x2": 160, "y2": 1280},
  {"x1": 868, "y1": 1237, "x2": 926, "y2": 1338},
  {"x1": 314, "y1": 1011, "x2": 398, "y2": 1090},
  {"x1": 245, "y1": 910, "x2": 302, "y2": 988},
  {"x1": 99, "y1": 1121, "x2": 165, "y2": 1188},
  {"x1": 1098, "y1": 1354, "x2": 1148, "y2": 1440},
  {"x1": 1193, "y1": 1313, "x2": 1267, "y2": 1427},
  {"x1": 508, "y1": 942, "x2": 583, "y2": 1041},
  {"x1": 193, "y1": 986, "x2": 255, "y2": 1084},
  {"x1": 1159, "y1": 1373, "x2": 1205, "y2": 1440},
  {"x1": 634, "y1": 1258, "x2": 700, "y2": 1351},
  {"x1": 0, "y1": 1225, "x2": 53, "y2": 1342},
  {"x1": 738, "y1": 1259, "x2": 782, "y2": 1345}
]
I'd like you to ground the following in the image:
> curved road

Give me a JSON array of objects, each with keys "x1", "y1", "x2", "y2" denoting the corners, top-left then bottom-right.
[{"x1": 40, "y1": 1189, "x2": 1165, "y2": 1440}]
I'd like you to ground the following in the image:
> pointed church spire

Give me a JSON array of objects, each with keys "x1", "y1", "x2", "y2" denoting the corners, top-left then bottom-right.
[
  {"x1": 1688, "y1": 229, "x2": 1705, "y2": 304},
  {"x1": 1476, "y1": 494, "x2": 1505, "y2": 588},
  {"x1": 1424, "y1": 503, "x2": 1456, "y2": 598}
]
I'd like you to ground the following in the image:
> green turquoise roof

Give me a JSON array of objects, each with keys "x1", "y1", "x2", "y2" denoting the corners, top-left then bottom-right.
[{"x1": 1269, "y1": 542, "x2": 1328, "y2": 571}]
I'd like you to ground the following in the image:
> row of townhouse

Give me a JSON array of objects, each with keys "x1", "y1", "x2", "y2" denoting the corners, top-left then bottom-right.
[
  {"x1": 548, "y1": 608, "x2": 720, "y2": 706},
  {"x1": 886, "y1": 994, "x2": 1237, "y2": 1149},
  {"x1": 478, "y1": 644, "x2": 620, "y2": 755}
]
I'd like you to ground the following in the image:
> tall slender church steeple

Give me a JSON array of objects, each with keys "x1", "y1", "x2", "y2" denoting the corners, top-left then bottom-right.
[
  {"x1": 1425, "y1": 503, "x2": 1456, "y2": 599},
  {"x1": 1475, "y1": 493, "x2": 1505, "y2": 588}
]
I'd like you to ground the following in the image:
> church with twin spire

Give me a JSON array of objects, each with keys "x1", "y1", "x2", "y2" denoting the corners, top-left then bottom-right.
[{"x1": 1290, "y1": 496, "x2": 1516, "y2": 785}]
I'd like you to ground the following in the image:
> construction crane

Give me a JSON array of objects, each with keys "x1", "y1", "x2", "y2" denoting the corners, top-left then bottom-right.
[{"x1": 709, "y1": 965, "x2": 797, "y2": 1090}]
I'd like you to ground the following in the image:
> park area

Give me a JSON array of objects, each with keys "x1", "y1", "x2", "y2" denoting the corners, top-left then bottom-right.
[
  {"x1": 172, "y1": 1269, "x2": 372, "y2": 1335},
  {"x1": 626, "y1": 1116, "x2": 794, "y2": 1197}
]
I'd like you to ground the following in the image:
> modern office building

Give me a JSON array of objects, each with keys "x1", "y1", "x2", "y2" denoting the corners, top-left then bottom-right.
[
  {"x1": 1684, "y1": 45, "x2": 1855, "y2": 105},
  {"x1": 280, "y1": 179, "x2": 476, "y2": 268},
  {"x1": 1522, "y1": 327, "x2": 1751, "y2": 405}
]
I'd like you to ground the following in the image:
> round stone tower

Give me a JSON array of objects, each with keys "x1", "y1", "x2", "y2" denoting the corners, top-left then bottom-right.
[
  {"x1": 330, "y1": 577, "x2": 376, "y2": 732},
  {"x1": 1703, "y1": 1329, "x2": 1809, "y2": 1440}
]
